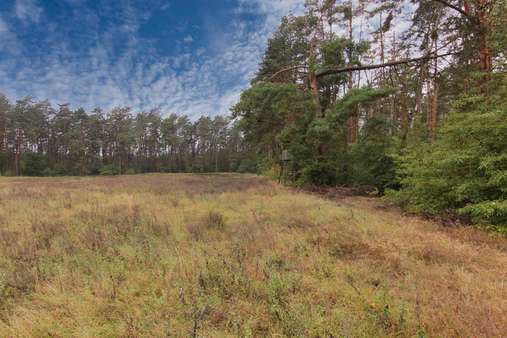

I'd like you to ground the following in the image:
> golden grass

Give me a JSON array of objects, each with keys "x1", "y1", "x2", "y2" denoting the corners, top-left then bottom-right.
[{"x1": 0, "y1": 174, "x2": 505, "y2": 337}]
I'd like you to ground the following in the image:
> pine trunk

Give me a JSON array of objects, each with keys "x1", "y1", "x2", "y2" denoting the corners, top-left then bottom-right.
[
  {"x1": 429, "y1": 82, "x2": 438, "y2": 140},
  {"x1": 346, "y1": 3, "x2": 357, "y2": 144},
  {"x1": 15, "y1": 130, "x2": 21, "y2": 176},
  {"x1": 309, "y1": 38, "x2": 322, "y2": 118},
  {"x1": 474, "y1": 0, "x2": 492, "y2": 73}
]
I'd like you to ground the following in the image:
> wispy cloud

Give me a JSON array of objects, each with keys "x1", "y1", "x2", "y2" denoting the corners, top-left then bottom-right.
[
  {"x1": 0, "y1": 0, "x2": 304, "y2": 118},
  {"x1": 15, "y1": 0, "x2": 43, "y2": 23}
]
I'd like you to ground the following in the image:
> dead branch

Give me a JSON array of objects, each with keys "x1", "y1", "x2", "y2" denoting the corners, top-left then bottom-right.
[{"x1": 316, "y1": 52, "x2": 459, "y2": 78}]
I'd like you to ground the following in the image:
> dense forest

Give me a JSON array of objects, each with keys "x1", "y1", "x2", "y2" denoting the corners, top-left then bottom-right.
[
  {"x1": 231, "y1": 0, "x2": 507, "y2": 230},
  {"x1": 0, "y1": 100, "x2": 251, "y2": 176},
  {"x1": 1, "y1": 0, "x2": 506, "y2": 229}
]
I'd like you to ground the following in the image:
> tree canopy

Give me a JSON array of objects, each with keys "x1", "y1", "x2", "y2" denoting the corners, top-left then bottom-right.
[{"x1": 232, "y1": 0, "x2": 507, "y2": 229}]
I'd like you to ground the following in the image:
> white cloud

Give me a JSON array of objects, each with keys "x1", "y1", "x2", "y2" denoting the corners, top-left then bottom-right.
[
  {"x1": 0, "y1": 0, "x2": 306, "y2": 118},
  {"x1": 15, "y1": 0, "x2": 43, "y2": 23},
  {"x1": 161, "y1": 2, "x2": 171, "y2": 11},
  {"x1": 2, "y1": 0, "x2": 421, "y2": 118}
]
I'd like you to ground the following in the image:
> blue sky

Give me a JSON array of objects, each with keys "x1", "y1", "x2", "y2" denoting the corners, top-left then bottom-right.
[{"x1": 0, "y1": 0, "x2": 303, "y2": 117}]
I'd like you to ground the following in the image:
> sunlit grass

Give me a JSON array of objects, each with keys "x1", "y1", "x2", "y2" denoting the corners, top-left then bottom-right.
[{"x1": 0, "y1": 174, "x2": 505, "y2": 337}]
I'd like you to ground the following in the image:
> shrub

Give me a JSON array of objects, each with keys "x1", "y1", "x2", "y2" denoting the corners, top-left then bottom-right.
[
  {"x1": 125, "y1": 168, "x2": 137, "y2": 175},
  {"x1": 42, "y1": 168, "x2": 54, "y2": 177},
  {"x1": 99, "y1": 164, "x2": 120, "y2": 176},
  {"x1": 387, "y1": 83, "x2": 507, "y2": 230},
  {"x1": 204, "y1": 211, "x2": 226, "y2": 229},
  {"x1": 349, "y1": 117, "x2": 397, "y2": 194},
  {"x1": 186, "y1": 211, "x2": 226, "y2": 240},
  {"x1": 237, "y1": 158, "x2": 258, "y2": 173},
  {"x1": 21, "y1": 152, "x2": 48, "y2": 176},
  {"x1": 52, "y1": 163, "x2": 68, "y2": 176},
  {"x1": 300, "y1": 161, "x2": 332, "y2": 186}
]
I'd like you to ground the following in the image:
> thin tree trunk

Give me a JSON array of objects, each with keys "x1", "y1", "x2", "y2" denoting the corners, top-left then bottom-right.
[
  {"x1": 392, "y1": 96, "x2": 398, "y2": 133},
  {"x1": 379, "y1": 12, "x2": 385, "y2": 81},
  {"x1": 15, "y1": 129, "x2": 21, "y2": 176},
  {"x1": 215, "y1": 147, "x2": 219, "y2": 172},
  {"x1": 429, "y1": 37, "x2": 439, "y2": 140},
  {"x1": 477, "y1": 0, "x2": 493, "y2": 73},
  {"x1": 429, "y1": 83, "x2": 439, "y2": 140},
  {"x1": 346, "y1": 1, "x2": 358, "y2": 144},
  {"x1": 400, "y1": 98, "x2": 409, "y2": 136},
  {"x1": 309, "y1": 38, "x2": 322, "y2": 118},
  {"x1": 391, "y1": 32, "x2": 398, "y2": 134}
]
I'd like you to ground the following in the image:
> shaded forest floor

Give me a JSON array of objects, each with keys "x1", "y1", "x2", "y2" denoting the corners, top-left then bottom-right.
[{"x1": 0, "y1": 174, "x2": 505, "y2": 337}]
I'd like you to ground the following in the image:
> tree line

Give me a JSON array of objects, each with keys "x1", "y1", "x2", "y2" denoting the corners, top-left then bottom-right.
[
  {"x1": 0, "y1": 97, "x2": 253, "y2": 176},
  {"x1": 232, "y1": 0, "x2": 507, "y2": 229}
]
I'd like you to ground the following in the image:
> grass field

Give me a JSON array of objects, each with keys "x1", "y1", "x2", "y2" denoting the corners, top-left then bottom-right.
[{"x1": 0, "y1": 174, "x2": 505, "y2": 337}]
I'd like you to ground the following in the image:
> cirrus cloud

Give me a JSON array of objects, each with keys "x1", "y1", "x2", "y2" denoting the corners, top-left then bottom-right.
[{"x1": 0, "y1": 0, "x2": 303, "y2": 118}]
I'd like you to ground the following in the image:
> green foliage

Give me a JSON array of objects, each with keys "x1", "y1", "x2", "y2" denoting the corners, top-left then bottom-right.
[
  {"x1": 253, "y1": 15, "x2": 312, "y2": 83},
  {"x1": 21, "y1": 152, "x2": 48, "y2": 176},
  {"x1": 327, "y1": 87, "x2": 395, "y2": 124},
  {"x1": 349, "y1": 117, "x2": 397, "y2": 194},
  {"x1": 232, "y1": 82, "x2": 315, "y2": 161},
  {"x1": 301, "y1": 159, "x2": 340, "y2": 186},
  {"x1": 388, "y1": 82, "x2": 507, "y2": 228},
  {"x1": 0, "y1": 95, "x2": 247, "y2": 177},
  {"x1": 236, "y1": 159, "x2": 257, "y2": 173},
  {"x1": 99, "y1": 164, "x2": 121, "y2": 176},
  {"x1": 125, "y1": 168, "x2": 137, "y2": 175},
  {"x1": 52, "y1": 164, "x2": 69, "y2": 176},
  {"x1": 42, "y1": 167, "x2": 54, "y2": 177},
  {"x1": 277, "y1": 87, "x2": 393, "y2": 188}
]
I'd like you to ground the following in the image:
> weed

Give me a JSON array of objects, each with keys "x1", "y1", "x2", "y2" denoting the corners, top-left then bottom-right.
[{"x1": 204, "y1": 211, "x2": 226, "y2": 229}]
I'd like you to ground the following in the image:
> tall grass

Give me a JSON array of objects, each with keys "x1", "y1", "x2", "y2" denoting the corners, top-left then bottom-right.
[{"x1": 0, "y1": 174, "x2": 505, "y2": 337}]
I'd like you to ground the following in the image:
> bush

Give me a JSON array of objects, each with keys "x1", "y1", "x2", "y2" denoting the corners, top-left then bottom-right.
[
  {"x1": 42, "y1": 168, "x2": 54, "y2": 177},
  {"x1": 186, "y1": 211, "x2": 226, "y2": 241},
  {"x1": 204, "y1": 211, "x2": 226, "y2": 229},
  {"x1": 125, "y1": 168, "x2": 137, "y2": 175},
  {"x1": 387, "y1": 85, "x2": 507, "y2": 230},
  {"x1": 237, "y1": 158, "x2": 257, "y2": 173},
  {"x1": 87, "y1": 162, "x2": 102, "y2": 176},
  {"x1": 301, "y1": 160, "x2": 338, "y2": 186},
  {"x1": 99, "y1": 164, "x2": 120, "y2": 176},
  {"x1": 349, "y1": 117, "x2": 397, "y2": 195},
  {"x1": 21, "y1": 152, "x2": 48, "y2": 176},
  {"x1": 52, "y1": 164, "x2": 69, "y2": 176}
]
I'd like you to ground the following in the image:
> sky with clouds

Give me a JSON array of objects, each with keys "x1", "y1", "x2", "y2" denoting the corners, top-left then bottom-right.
[{"x1": 0, "y1": 0, "x2": 304, "y2": 118}]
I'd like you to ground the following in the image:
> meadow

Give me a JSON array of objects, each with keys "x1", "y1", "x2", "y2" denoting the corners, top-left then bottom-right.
[{"x1": 0, "y1": 174, "x2": 505, "y2": 337}]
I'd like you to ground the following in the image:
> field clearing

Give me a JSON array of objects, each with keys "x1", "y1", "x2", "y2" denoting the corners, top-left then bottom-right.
[{"x1": 0, "y1": 174, "x2": 505, "y2": 337}]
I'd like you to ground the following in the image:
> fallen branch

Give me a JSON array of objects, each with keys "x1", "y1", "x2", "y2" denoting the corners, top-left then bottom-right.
[{"x1": 316, "y1": 52, "x2": 459, "y2": 78}]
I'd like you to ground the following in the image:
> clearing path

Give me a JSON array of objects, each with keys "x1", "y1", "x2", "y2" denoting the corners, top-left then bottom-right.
[{"x1": 0, "y1": 174, "x2": 505, "y2": 337}]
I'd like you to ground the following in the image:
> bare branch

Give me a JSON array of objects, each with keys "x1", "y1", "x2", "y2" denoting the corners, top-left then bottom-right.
[
  {"x1": 316, "y1": 52, "x2": 459, "y2": 78},
  {"x1": 432, "y1": 0, "x2": 478, "y2": 24}
]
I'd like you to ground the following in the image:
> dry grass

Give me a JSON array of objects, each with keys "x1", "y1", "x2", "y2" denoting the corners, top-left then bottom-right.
[{"x1": 0, "y1": 174, "x2": 505, "y2": 337}]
